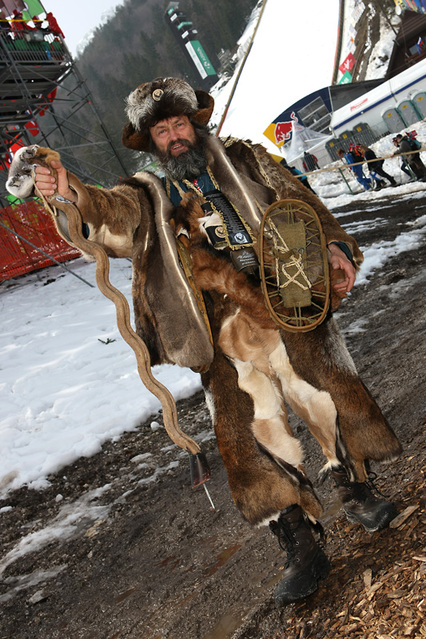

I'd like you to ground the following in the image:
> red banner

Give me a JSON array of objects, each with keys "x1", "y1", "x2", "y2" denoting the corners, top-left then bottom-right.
[
  {"x1": 0, "y1": 200, "x2": 80, "y2": 281},
  {"x1": 339, "y1": 52, "x2": 356, "y2": 75}
]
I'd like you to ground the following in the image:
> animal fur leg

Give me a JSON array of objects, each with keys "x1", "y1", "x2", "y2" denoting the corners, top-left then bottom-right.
[
  {"x1": 202, "y1": 349, "x2": 322, "y2": 525},
  {"x1": 282, "y1": 318, "x2": 402, "y2": 482},
  {"x1": 202, "y1": 303, "x2": 322, "y2": 525},
  {"x1": 267, "y1": 338, "x2": 341, "y2": 471}
]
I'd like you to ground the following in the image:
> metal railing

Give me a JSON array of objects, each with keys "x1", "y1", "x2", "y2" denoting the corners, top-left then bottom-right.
[{"x1": 0, "y1": 29, "x2": 69, "y2": 63}]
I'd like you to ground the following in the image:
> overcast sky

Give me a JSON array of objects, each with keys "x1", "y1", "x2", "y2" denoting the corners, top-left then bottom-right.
[
  {"x1": 40, "y1": 0, "x2": 340, "y2": 141},
  {"x1": 42, "y1": 1, "x2": 339, "y2": 83},
  {"x1": 42, "y1": 0, "x2": 125, "y2": 57}
]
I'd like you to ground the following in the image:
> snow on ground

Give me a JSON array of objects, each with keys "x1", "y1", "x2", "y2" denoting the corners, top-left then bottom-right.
[
  {"x1": 0, "y1": 485, "x2": 111, "y2": 582},
  {"x1": 0, "y1": 259, "x2": 201, "y2": 498}
]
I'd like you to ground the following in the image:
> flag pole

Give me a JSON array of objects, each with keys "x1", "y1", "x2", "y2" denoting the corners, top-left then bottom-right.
[{"x1": 215, "y1": 0, "x2": 268, "y2": 137}]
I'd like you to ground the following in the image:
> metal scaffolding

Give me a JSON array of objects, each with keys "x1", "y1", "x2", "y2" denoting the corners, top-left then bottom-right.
[{"x1": 0, "y1": 25, "x2": 130, "y2": 206}]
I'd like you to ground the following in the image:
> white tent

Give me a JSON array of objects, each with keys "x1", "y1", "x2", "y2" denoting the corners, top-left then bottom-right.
[{"x1": 282, "y1": 121, "x2": 334, "y2": 164}]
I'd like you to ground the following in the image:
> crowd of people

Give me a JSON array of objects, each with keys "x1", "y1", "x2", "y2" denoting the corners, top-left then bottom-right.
[
  {"x1": 0, "y1": 10, "x2": 65, "y2": 61},
  {"x1": 392, "y1": 132, "x2": 426, "y2": 181},
  {"x1": 336, "y1": 132, "x2": 426, "y2": 191},
  {"x1": 0, "y1": 10, "x2": 64, "y2": 43},
  {"x1": 281, "y1": 134, "x2": 425, "y2": 195}
]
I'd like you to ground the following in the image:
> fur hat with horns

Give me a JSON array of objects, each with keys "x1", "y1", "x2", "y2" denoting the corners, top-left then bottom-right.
[{"x1": 121, "y1": 77, "x2": 214, "y2": 152}]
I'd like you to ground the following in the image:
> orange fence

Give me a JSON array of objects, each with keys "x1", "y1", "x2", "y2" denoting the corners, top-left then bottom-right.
[{"x1": 0, "y1": 200, "x2": 80, "y2": 282}]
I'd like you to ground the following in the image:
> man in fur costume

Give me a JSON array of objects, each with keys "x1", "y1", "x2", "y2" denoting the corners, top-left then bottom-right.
[{"x1": 30, "y1": 77, "x2": 401, "y2": 606}]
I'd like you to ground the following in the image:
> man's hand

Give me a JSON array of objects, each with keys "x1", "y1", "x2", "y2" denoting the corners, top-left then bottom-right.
[
  {"x1": 327, "y1": 242, "x2": 356, "y2": 294},
  {"x1": 34, "y1": 160, "x2": 77, "y2": 203}
]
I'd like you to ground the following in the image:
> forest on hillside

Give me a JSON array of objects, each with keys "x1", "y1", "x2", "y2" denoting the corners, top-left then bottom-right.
[{"x1": 54, "y1": 0, "x2": 258, "y2": 177}]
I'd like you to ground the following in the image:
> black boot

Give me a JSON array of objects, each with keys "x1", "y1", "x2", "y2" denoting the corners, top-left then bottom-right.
[
  {"x1": 270, "y1": 505, "x2": 331, "y2": 606},
  {"x1": 331, "y1": 466, "x2": 398, "y2": 533}
]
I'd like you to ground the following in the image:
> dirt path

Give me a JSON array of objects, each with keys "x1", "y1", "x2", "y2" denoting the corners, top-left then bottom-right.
[{"x1": 0, "y1": 189, "x2": 425, "y2": 639}]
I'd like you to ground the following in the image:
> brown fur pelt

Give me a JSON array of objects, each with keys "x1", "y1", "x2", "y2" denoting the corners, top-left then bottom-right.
[
  {"x1": 174, "y1": 190, "x2": 346, "y2": 321},
  {"x1": 32, "y1": 145, "x2": 61, "y2": 169},
  {"x1": 175, "y1": 191, "x2": 402, "y2": 486},
  {"x1": 173, "y1": 191, "x2": 276, "y2": 330}
]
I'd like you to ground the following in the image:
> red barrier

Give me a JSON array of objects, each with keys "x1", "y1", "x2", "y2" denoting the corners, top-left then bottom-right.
[{"x1": 0, "y1": 200, "x2": 80, "y2": 282}]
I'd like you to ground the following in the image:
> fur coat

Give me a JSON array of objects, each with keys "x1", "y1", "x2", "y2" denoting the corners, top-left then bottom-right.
[{"x1": 58, "y1": 136, "x2": 362, "y2": 370}]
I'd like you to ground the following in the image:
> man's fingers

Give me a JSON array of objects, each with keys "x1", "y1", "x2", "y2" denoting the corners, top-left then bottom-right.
[
  {"x1": 34, "y1": 166, "x2": 57, "y2": 195},
  {"x1": 34, "y1": 165, "x2": 52, "y2": 175}
]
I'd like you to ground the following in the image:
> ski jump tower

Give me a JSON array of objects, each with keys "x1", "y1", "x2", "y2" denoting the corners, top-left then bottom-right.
[
  {"x1": 164, "y1": 2, "x2": 218, "y2": 89},
  {"x1": 0, "y1": 0, "x2": 129, "y2": 206}
]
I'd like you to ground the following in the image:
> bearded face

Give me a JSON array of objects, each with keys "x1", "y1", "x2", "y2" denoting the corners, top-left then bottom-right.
[{"x1": 153, "y1": 124, "x2": 209, "y2": 182}]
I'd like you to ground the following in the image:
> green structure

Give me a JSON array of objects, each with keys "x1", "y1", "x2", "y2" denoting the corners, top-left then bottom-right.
[{"x1": 165, "y1": 2, "x2": 218, "y2": 88}]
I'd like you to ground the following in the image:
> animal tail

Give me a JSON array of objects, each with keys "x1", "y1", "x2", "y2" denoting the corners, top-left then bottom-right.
[{"x1": 191, "y1": 248, "x2": 275, "y2": 330}]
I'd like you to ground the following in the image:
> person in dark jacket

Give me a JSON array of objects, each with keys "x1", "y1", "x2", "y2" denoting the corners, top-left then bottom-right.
[
  {"x1": 280, "y1": 157, "x2": 317, "y2": 194},
  {"x1": 392, "y1": 134, "x2": 426, "y2": 181},
  {"x1": 359, "y1": 144, "x2": 397, "y2": 188},
  {"x1": 302, "y1": 151, "x2": 320, "y2": 172}
]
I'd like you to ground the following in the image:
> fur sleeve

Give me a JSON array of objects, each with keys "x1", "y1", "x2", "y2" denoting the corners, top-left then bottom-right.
[{"x1": 64, "y1": 173, "x2": 147, "y2": 258}]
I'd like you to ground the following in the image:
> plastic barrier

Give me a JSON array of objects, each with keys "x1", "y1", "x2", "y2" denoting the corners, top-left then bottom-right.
[
  {"x1": 412, "y1": 91, "x2": 426, "y2": 119},
  {"x1": 382, "y1": 107, "x2": 407, "y2": 133},
  {"x1": 0, "y1": 200, "x2": 80, "y2": 282}
]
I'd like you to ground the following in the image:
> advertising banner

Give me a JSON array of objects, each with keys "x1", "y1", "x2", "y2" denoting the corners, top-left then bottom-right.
[
  {"x1": 185, "y1": 40, "x2": 216, "y2": 79},
  {"x1": 339, "y1": 52, "x2": 356, "y2": 75},
  {"x1": 338, "y1": 70, "x2": 353, "y2": 84},
  {"x1": 263, "y1": 112, "x2": 299, "y2": 148}
]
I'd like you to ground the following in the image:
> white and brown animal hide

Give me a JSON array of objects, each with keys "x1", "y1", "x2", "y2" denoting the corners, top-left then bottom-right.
[{"x1": 6, "y1": 145, "x2": 60, "y2": 198}]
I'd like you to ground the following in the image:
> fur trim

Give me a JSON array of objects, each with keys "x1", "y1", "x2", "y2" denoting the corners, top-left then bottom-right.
[
  {"x1": 122, "y1": 77, "x2": 214, "y2": 152},
  {"x1": 125, "y1": 78, "x2": 198, "y2": 130}
]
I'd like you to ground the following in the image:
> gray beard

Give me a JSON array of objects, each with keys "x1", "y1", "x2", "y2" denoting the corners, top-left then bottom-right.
[{"x1": 156, "y1": 138, "x2": 208, "y2": 182}]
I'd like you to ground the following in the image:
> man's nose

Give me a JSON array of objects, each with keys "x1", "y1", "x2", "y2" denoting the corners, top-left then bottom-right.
[{"x1": 169, "y1": 128, "x2": 180, "y2": 141}]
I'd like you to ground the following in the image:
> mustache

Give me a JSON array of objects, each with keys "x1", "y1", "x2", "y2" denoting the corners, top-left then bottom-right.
[{"x1": 167, "y1": 138, "x2": 193, "y2": 153}]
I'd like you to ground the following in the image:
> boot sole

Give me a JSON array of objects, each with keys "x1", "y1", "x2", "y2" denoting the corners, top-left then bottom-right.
[{"x1": 274, "y1": 549, "x2": 331, "y2": 606}]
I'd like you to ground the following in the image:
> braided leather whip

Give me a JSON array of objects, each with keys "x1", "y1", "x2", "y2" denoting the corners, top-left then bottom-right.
[{"x1": 40, "y1": 191, "x2": 201, "y2": 457}]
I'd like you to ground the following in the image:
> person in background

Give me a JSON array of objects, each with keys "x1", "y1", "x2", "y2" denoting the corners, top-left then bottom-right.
[
  {"x1": 392, "y1": 136, "x2": 415, "y2": 181},
  {"x1": 358, "y1": 144, "x2": 397, "y2": 189},
  {"x1": 392, "y1": 134, "x2": 426, "y2": 182},
  {"x1": 337, "y1": 147, "x2": 373, "y2": 191},
  {"x1": 45, "y1": 12, "x2": 65, "y2": 39},
  {"x1": 302, "y1": 151, "x2": 320, "y2": 172},
  {"x1": 0, "y1": 14, "x2": 10, "y2": 32},
  {"x1": 280, "y1": 157, "x2": 317, "y2": 194},
  {"x1": 32, "y1": 16, "x2": 44, "y2": 30},
  {"x1": 10, "y1": 10, "x2": 26, "y2": 32}
]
